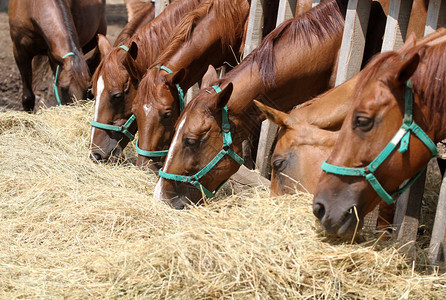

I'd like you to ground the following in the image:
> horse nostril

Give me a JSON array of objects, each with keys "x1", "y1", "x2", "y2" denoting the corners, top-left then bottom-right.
[
  {"x1": 313, "y1": 202, "x2": 326, "y2": 220},
  {"x1": 90, "y1": 152, "x2": 104, "y2": 162}
]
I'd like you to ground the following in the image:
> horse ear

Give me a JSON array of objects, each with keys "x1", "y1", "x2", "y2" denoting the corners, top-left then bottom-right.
[
  {"x1": 396, "y1": 52, "x2": 420, "y2": 84},
  {"x1": 123, "y1": 42, "x2": 144, "y2": 88},
  {"x1": 97, "y1": 34, "x2": 113, "y2": 57},
  {"x1": 253, "y1": 100, "x2": 289, "y2": 128},
  {"x1": 396, "y1": 32, "x2": 416, "y2": 54},
  {"x1": 215, "y1": 82, "x2": 233, "y2": 110},
  {"x1": 165, "y1": 68, "x2": 186, "y2": 85},
  {"x1": 201, "y1": 65, "x2": 219, "y2": 89}
]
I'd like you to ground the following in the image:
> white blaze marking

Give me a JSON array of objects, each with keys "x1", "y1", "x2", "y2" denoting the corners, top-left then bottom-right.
[
  {"x1": 155, "y1": 117, "x2": 187, "y2": 199},
  {"x1": 90, "y1": 76, "x2": 105, "y2": 146}
]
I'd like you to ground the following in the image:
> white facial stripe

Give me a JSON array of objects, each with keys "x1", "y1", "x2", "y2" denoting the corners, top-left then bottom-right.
[
  {"x1": 90, "y1": 75, "x2": 105, "y2": 146},
  {"x1": 156, "y1": 117, "x2": 186, "y2": 199},
  {"x1": 143, "y1": 103, "x2": 151, "y2": 116}
]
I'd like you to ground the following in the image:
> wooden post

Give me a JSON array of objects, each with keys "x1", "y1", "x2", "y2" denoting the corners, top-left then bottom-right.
[
  {"x1": 243, "y1": 0, "x2": 266, "y2": 58},
  {"x1": 155, "y1": 0, "x2": 169, "y2": 17},
  {"x1": 381, "y1": 0, "x2": 414, "y2": 52},
  {"x1": 255, "y1": 0, "x2": 296, "y2": 177},
  {"x1": 424, "y1": 0, "x2": 446, "y2": 36},
  {"x1": 312, "y1": 0, "x2": 323, "y2": 8},
  {"x1": 185, "y1": 83, "x2": 200, "y2": 104},
  {"x1": 334, "y1": 0, "x2": 372, "y2": 86},
  {"x1": 429, "y1": 172, "x2": 446, "y2": 265}
]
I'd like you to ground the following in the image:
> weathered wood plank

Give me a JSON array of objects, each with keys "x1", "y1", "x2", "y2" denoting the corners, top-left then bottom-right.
[
  {"x1": 243, "y1": 0, "x2": 266, "y2": 58},
  {"x1": 155, "y1": 0, "x2": 169, "y2": 17},
  {"x1": 429, "y1": 171, "x2": 446, "y2": 264},
  {"x1": 424, "y1": 0, "x2": 445, "y2": 36},
  {"x1": 276, "y1": 0, "x2": 297, "y2": 26},
  {"x1": 229, "y1": 165, "x2": 271, "y2": 194},
  {"x1": 381, "y1": 0, "x2": 414, "y2": 51},
  {"x1": 334, "y1": 0, "x2": 372, "y2": 86}
]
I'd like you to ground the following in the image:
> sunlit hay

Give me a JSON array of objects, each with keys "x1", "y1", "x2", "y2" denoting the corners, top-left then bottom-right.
[{"x1": 0, "y1": 102, "x2": 445, "y2": 298}]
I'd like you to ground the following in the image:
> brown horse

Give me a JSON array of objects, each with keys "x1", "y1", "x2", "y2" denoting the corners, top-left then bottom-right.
[
  {"x1": 89, "y1": 0, "x2": 202, "y2": 163},
  {"x1": 9, "y1": 0, "x2": 107, "y2": 111},
  {"x1": 132, "y1": 0, "x2": 250, "y2": 169},
  {"x1": 154, "y1": 0, "x2": 351, "y2": 209},
  {"x1": 313, "y1": 40, "x2": 446, "y2": 239}
]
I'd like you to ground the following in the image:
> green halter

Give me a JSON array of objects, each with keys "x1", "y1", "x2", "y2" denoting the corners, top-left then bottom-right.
[
  {"x1": 158, "y1": 85, "x2": 245, "y2": 198},
  {"x1": 321, "y1": 81, "x2": 438, "y2": 205},
  {"x1": 53, "y1": 52, "x2": 75, "y2": 105},
  {"x1": 90, "y1": 45, "x2": 137, "y2": 141},
  {"x1": 135, "y1": 65, "x2": 186, "y2": 158}
]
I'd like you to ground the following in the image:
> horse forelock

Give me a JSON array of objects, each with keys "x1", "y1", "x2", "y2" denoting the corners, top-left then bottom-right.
[
  {"x1": 154, "y1": 0, "x2": 248, "y2": 65},
  {"x1": 92, "y1": 49, "x2": 128, "y2": 95},
  {"x1": 250, "y1": 0, "x2": 345, "y2": 89}
]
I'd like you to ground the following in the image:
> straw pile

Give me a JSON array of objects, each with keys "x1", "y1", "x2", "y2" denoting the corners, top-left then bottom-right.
[{"x1": 0, "y1": 101, "x2": 445, "y2": 299}]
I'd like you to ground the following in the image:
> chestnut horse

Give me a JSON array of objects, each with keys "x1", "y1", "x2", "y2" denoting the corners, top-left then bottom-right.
[
  {"x1": 154, "y1": 0, "x2": 351, "y2": 209},
  {"x1": 313, "y1": 40, "x2": 446, "y2": 239},
  {"x1": 89, "y1": 0, "x2": 202, "y2": 162},
  {"x1": 132, "y1": 0, "x2": 250, "y2": 169},
  {"x1": 9, "y1": 0, "x2": 107, "y2": 111}
]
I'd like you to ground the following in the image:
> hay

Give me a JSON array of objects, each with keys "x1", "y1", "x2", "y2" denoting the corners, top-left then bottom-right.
[{"x1": 0, "y1": 101, "x2": 445, "y2": 299}]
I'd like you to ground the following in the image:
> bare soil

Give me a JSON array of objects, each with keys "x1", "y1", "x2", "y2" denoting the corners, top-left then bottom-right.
[{"x1": 0, "y1": 3, "x2": 127, "y2": 111}]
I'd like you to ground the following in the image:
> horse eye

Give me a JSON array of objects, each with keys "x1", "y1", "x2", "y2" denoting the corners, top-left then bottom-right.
[
  {"x1": 111, "y1": 92, "x2": 123, "y2": 101},
  {"x1": 272, "y1": 158, "x2": 286, "y2": 172},
  {"x1": 354, "y1": 116, "x2": 373, "y2": 131},
  {"x1": 184, "y1": 137, "x2": 198, "y2": 147},
  {"x1": 163, "y1": 111, "x2": 172, "y2": 119}
]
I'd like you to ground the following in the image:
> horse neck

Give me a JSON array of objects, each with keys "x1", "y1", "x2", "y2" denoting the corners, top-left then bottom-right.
[
  {"x1": 114, "y1": 5, "x2": 155, "y2": 46},
  {"x1": 156, "y1": 1, "x2": 248, "y2": 90},
  {"x1": 41, "y1": 0, "x2": 81, "y2": 59}
]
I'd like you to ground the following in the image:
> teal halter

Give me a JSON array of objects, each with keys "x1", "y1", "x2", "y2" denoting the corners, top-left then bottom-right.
[
  {"x1": 321, "y1": 81, "x2": 438, "y2": 205},
  {"x1": 135, "y1": 65, "x2": 186, "y2": 158},
  {"x1": 90, "y1": 45, "x2": 137, "y2": 141},
  {"x1": 53, "y1": 52, "x2": 75, "y2": 105},
  {"x1": 91, "y1": 114, "x2": 136, "y2": 141},
  {"x1": 158, "y1": 85, "x2": 245, "y2": 198}
]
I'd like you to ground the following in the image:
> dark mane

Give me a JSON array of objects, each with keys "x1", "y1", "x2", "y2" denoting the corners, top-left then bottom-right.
[
  {"x1": 249, "y1": 0, "x2": 345, "y2": 88},
  {"x1": 154, "y1": 0, "x2": 248, "y2": 65},
  {"x1": 114, "y1": 4, "x2": 155, "y2": 46},
  {"x1": 54, "y1": 0, "x2": 81, "y2": 50}
]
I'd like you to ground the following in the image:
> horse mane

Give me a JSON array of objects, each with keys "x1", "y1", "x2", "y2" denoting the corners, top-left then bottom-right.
[
  {"x1": 114, "y1": 4, "x2": 155, "y2": 46},
  {"x1": 154, "y1": 0, "x2": 248, "y2": 65},
  {"x1": 248, "y1": 0, "x2": 345, "y2": 89},
  {"x1": 354, "y1": 42, "x2": 446, "y2": 124},
  {"x1": 92, "y1": 0, "x2": 201, "y2": 92},
  {"x1": 54, "y1": 0, "x2": 81, "y2": 50},
  {"x1": 129, "y1": 0, "x2": 202, "y2": 71}
]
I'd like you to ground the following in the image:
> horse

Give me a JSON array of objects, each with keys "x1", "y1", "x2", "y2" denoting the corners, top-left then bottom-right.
[
  {"x1": 312, "y1": 40, "x2": 446, "y2": 239},
  {"x1": 89, "y1": 0, "x2": 203, "y2": 163},
  {"x1": 9, "y1": 0, "x2": 107, "y2": 112},
  {"x1": 153, "y1": 0, "x2": 354, "y2": 209},
  {"x1": 131, "y1": 0, "x2": 250, "y2": 169}
]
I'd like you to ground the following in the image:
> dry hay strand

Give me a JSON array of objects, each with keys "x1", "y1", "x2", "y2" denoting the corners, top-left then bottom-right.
[{"x1": 0, "y1": 101, "x2": 445, "y2": 299}]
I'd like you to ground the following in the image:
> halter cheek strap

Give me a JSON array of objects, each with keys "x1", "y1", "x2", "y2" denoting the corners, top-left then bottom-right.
[
  {"x1": 54, "y1": 52, "x2": 75, "y2": 106},
  {"x1": 135, "y1": 65, "x2": 186, "y2": 158},
  {"x1": 158, "y1": 85, "x2": 245, "y2": 198},
  {"x1": 321, "y1": 81, "x2": 438, "y2": 205}
]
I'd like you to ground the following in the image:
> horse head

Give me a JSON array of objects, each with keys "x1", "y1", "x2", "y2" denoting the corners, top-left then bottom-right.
[
  {"x1": 312, "y1": 48, "x2": 437, "y2": 239},
  {"x1": 89, "y1": 37, "x2": 139, "y2": 163}
]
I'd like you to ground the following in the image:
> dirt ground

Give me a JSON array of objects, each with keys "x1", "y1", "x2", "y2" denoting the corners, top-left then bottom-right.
[{"x1": 0, "y1": 2, "x2": 128, "y2": 111}]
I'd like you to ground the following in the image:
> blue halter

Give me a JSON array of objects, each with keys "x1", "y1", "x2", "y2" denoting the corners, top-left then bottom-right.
[
  {"x1": 321, "y1": 81, "x2": 438, "y2": 205},
  {"x1": 53, "y1": 52, "x2": 75, "y2": 105}
]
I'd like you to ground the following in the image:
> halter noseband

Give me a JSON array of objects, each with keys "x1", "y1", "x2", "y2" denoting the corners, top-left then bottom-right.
[
  {"x1": 90, "y1": 45, "x2": 137, "y2": 141},
  {"x1": 321, "y1": 81, "x2": 438, "y2": 205},
  {"x1": 134, "y1": 65, "x2": 186, "y2": 158},
  {"x1": 54, "y1": 52, "x2": 75, "y2": 106},
  {"x1": 158, "y1": 85, "x2": 245, "y2": 198}
]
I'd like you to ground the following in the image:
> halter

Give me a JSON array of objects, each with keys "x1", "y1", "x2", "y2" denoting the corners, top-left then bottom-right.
[
  {"x1": 135, "y1": 65, "x2": 186, "y2": 158},
  {"x1": 321, "y1": 81, "x2": 438, "y2": 205},
  {"x1": 53, "y1": 52, "x2": 75, "y2": 106},
  {"x1": 158, "y1": 85, "x2": 245, "y2": 198},
  {"x1": 90, "y1": 45, "x2": 137, "y2": 141}
]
